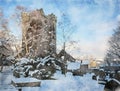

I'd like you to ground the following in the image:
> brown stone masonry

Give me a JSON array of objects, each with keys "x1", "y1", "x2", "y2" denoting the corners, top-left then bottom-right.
[{"x1": 21, "y1": 9, "x2": 57, "y2": 57}]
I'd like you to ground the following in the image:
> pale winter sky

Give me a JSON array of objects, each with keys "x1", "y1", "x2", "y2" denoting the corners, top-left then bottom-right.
[{"x1": 0, "y1": 0, "x2": 120, "y2": 59}]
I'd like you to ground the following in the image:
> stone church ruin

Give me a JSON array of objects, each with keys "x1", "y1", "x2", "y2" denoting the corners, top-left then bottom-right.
[
  {"x1": 21, "y1": 9, "x2": 57, "y2": 58},
  {"x1": 13, "y1": 8, "x2": 77, "y2": 79}
]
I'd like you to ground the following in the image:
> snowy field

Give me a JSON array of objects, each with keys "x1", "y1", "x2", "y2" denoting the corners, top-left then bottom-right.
[{"x1": 0, "y1": 66, "x2": 104, "y2": 91}]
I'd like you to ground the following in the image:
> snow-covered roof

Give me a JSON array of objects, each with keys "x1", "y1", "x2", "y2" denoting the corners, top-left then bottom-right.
[
  {"x1": 67, "y1": 61, "x2": 81, "y2": 70},
  {"x1": 82, "y1": 60, "x2": 90, "y2": 65}
]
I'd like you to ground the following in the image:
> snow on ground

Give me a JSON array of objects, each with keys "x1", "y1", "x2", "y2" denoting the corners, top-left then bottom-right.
[
  {"x1": 0, "y1": 66, "x2": 104, "y2": 91},
  {"x1": 23, "y1": 71, "x2": 104, "y2": 91},
  {"x1": 0, "y1": 66, "x2": 17, "y2": 91},
  {"x1": 12, "y1": 78, "x2": 40, "y2": 83},
  {"x1": 39, "y1": 71, "x2": 104, "y2": 91}
]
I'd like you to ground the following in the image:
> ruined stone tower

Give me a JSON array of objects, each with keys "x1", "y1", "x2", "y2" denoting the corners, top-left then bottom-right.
[{"x1": 21, "y1": 9, "x2": 57, "y2": 57}]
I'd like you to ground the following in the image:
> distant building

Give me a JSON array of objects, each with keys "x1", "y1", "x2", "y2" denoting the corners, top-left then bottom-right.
[
  {"x1": 57, "y1": 49, "x2": 76, "y2": 62},
  {"x1": 80, "y1": 60, "x2": 89, "y2": 72},
  {"x1": 89, "y1": 60, "x2": 97, "y2": 68},
  {"x1": 21, "y1": 9, "x2": 57, "y2": 57}
]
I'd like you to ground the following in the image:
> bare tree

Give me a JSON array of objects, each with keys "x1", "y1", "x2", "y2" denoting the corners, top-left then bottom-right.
[
  {"x1": 58, "y1": 13, "x2": 76, "y2": 75},
  {"x1": 58, "y1": 13, "x2": 76, "y2": 55},
  {"x1": 0, "y1": 8, "x2": 15, "y2": 71},
  {"x1": 0, "y1": 8, "x2": 8, "y2": 31},
  {"x1": 12, "y1": 5, "x2": 27, "y2": 25},
  {"x1": 10, "y1": 6, "x2": 28, "y2": 57},
  {"x1": 104, "y1": 24, "x2": 120, "y2": 66}
]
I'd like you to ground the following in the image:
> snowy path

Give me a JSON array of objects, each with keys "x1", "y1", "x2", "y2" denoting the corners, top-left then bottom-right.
[
  {"x1": 39, "y1": 72, "x2": 104, "y2": 91},
  {"x1": 0, "y1": 66, "x2": 17, "y2": 91}
]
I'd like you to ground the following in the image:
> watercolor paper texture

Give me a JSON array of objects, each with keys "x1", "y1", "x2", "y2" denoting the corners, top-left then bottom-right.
[{"x1": 0, "y1": 0, "x2": 120, "y2": 91}]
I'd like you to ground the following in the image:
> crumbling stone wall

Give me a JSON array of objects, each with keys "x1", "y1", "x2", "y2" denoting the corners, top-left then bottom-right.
[{"x1": 21, "y1": 9, "x2": 57, "y2": 57}]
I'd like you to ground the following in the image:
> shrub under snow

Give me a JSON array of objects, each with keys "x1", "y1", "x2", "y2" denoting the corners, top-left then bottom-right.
[{"x1": 13, "y1": 56, "x2": 62, "y2": 79}]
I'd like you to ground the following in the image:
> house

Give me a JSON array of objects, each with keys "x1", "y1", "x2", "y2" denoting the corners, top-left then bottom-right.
[
  {"x1": 57, "y1": 49, "x2": 76, "y2": 62},
  {"x1": 89, "y1": 60, "x2": 97, "y2": 68},
  {"x1": 80, "y1": 60, "x2": 89, "y2": 72},
  {"x1": 72, "y1": 60, "x2": 89, "y2": 76}
]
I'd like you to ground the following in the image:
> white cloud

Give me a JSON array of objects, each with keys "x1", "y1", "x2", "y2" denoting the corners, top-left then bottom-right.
[
  {"x1": 29, "y1": 0, "x2": 62, "y2": 21},
  {"x1": 117, "y1": 15, "x2": 120, "y2": 22},
  {"x1": 69, "y1": 20, "x2": 115, "y2": 59},
  {"x1": 63, "y1": 1, "x2": 117, "y2": 59},
  {"x1": 2, "y1": 0, "x2": 118, "y2": 59}
]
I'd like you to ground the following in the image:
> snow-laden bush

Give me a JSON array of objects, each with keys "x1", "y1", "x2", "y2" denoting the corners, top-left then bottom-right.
[
  {"x1": 15, "y1": 58, "x2": 34, "y2": 66},
  {"x1": 13, "y1": 56, "x2": 61, "y2": 79}
]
